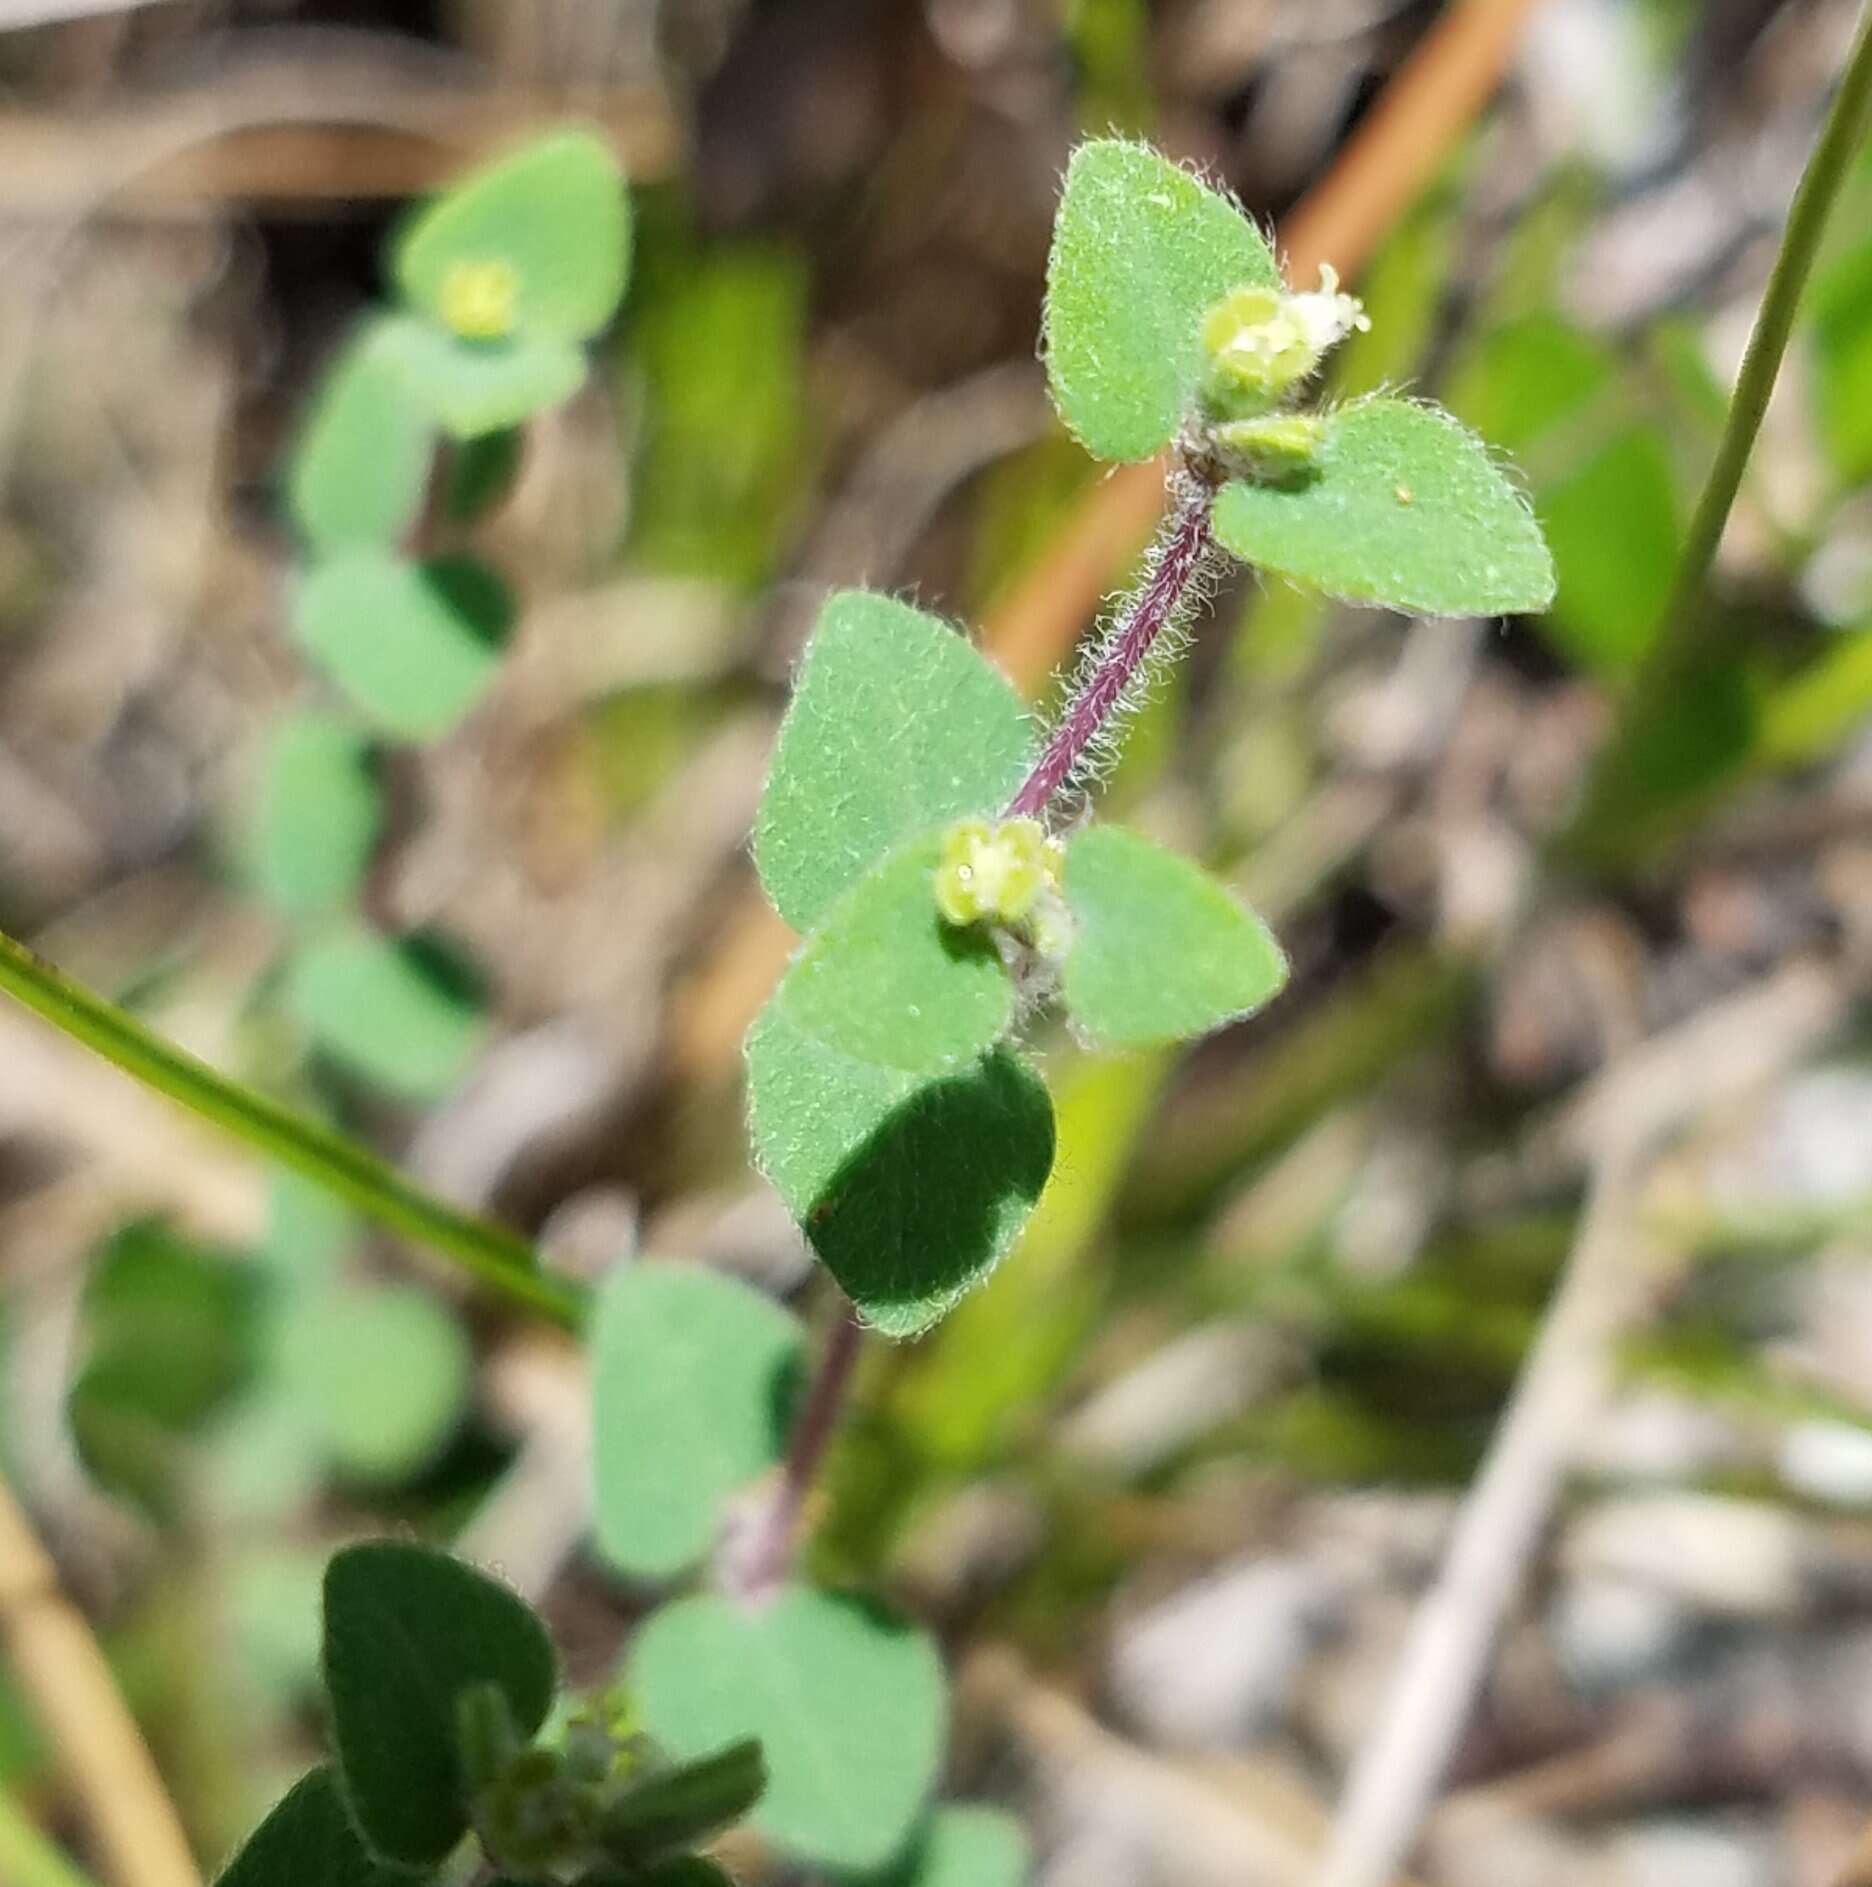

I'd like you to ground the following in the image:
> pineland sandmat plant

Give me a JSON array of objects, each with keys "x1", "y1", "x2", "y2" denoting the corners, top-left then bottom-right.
[{"x1": 4, "y1": 127, "x2": 1566, "y2": 1887}]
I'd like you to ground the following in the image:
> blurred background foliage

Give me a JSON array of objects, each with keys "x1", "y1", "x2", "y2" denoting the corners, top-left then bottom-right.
[{"x1": 8, "y1": 2, "x2": 1872, "y2": 1883}]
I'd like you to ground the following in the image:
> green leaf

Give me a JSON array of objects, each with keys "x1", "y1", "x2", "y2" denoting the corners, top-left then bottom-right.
[
  {"x1": 69, "y1": 1220, "x2": 258, "y2": 1518},
  {"x1": 1211, "y1": 396, "x2": 1555, "y2": 616},
  {"x1": 1062, "y1": 826, "x2": 1287, "y2": 1048},
  {"x1": 395, "y1": 130, "x2": 630, "y2": 343},
  {"x1": 375, "y1": 313, "x2": 585, "y2": 439},
  {"x1": 323, "y1": 1541, "x2": 557, "y2": 1868},
  {"x1": 1812, "y1": 234, "x2": 1872, "y2": 484},
  {"x1": 755, "y1": 591, "x2": 1035, "y2": 934},
  {"x1": 1538, "y1": 425, "x2": 1681, "y2": 674},
  {"x1": 595, "y1": 1738, "x2": 766, "y2": 1870},
  {"x1": 214, "y1": 1766, "x2": 409, "y2": 1887},
  {"x1": 1044, "y1": 138, "x2": 1278, "y2": 463},
  {"x1": 745, "y1": 1002, "x2": 1054, "y2": 1337},
  {"x1": 249, "y1": 714, "x2": 381, "y2": 918},
  {"x1": 262, "y1": 1167, "x2": 357, "y2": 1293},
  {"x1": 274, "y1": 1283, "x2": 471, "y2": 1482},
  {"x1": 443, "y1": 426, "x2": 525, "y2": 525},
  {"x1": 285, "y1": 926, "x2": 486, "y2": 1101},
  {"x1": 628, "y1": 1588, "x2": 944, "y2": 1872},
  {"x1": 777, "y1": 835, "x2": 1013, "y2": 1074},
  {"x1": 292, "y1": 547, "x2": 514, "y2": 740},
  {"x1": 578, "y1": 1863, "x2": 733, "y2": 1887},
  {"x1": 591, "y1": 1262, "x2": 803, "y2": 1581},
  {"x1": 873, "y1": 1805, "x2": 1031, "y2": 1887},
  {"x1": 288, "y1": 324, "x2": 435, "y2": 552}
]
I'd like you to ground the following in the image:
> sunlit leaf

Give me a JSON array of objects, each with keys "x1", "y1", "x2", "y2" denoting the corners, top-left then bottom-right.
[
  {"x1": 375, "y1": 314, "x2": 585, "y2": 440},
  {"x1": 291, "y1": 547, "x2": 513, "y2": 740},
  {"x1": 1062, "y1": 826, "x2": 1286, "y2": 1048},
  {"x1": 1045, "y1": 139, "x2": 1278, "y2": 462},
  {"x1": 288, "y1": 324, "x2": 434, "y2": 552},
  {"x1": 249, "y1": 714, "x2": 381, "y2": 918},
  {"x1": 285, "y1": 926, "x2": 486, "y2": 1100},
  {"x1": 629, "y1": 1587, "x2": 944, "y2": 1872},
  {"x1": 591, "y1": 1262, "x2": 803, "y2": 1581},
  {"x1": 777, "y1": 835, "x2": 1014, "y2": 1075},
  {"x1": 274, "y1": 1283, "x2": 471, "y2": 1483},
  {"x1": 1211, "y1": 396, "x2": 1555, "y2": 616},
  {"x1": 395, "y1": 129, "x2": 630, "y2": 342},
  {"x1": 754, "y1": 591, "x2": 1034, "y2": 935}
]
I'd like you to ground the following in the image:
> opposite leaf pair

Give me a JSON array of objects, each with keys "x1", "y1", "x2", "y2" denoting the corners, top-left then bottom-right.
[
  {"x1": 216, "y1": 1542, "x2": 755, "y2": 1887},
  {"x1": 744, "y1": 592, "x2": 1287, "y2": 1335},
  {"x1": 1046, "y1": 139, "x2": 1555, "y2": 619}
]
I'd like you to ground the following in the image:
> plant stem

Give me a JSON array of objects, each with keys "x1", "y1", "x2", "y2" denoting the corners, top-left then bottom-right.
[
  {"x1": 0, "y1": 928, "x2": 584, "y2": 1330},
  {"x1": 0, "y1": 1790, "x2": 98, "y2": 1887},
  {"x1": 1005, "y1": 485, "x2": 1216, "y2": 818},
  {"x1": 1620, "y1": 1, "x2": 1872, "y2": 711},
  {"x1": 728, "y1": 1301, "x2": 864, "y2": 1600}
]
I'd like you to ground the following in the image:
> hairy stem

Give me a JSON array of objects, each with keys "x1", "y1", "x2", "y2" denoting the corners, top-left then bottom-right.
[
  {"x1": 1005, "y1": 485, "x2": 1217, "y2": 818},
  {"x1": 0, "y1": 930, "x2": 584, "y2": 1330}
]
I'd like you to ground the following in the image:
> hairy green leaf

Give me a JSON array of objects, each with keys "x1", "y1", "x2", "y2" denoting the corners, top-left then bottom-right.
[
  {"x1": 778, "y1": 835, "x2": 1014, "y2": 1074},
  {"x1": 274, "y1": 1283, "x2": 471, "y2": 1482},
  {"x1": 628, "y1": 1588, "x2": 944, "y2": 1872},
  {"x1": 874, "y1": 1805, "x2": 1032, "y2": 1887},
  {"x1": 376, "y1": 314, "x2": 585, "y2": 439},
  {"x1": 249, "y1": 714, "x2": 381, "y2": 918},
  {"x1": 1211, "y1": 396, "x2": 1555, "y2": 616},
  {"x1": 292, "y1": 548, "x2": 514, "y2": 740},
  {"x1": 214, "y1": 1766, "x2": 409, "y2": 1887},
  {"x1": 755, "y1": 591, "x2": 1034, "y2": 934},
  {"x1": 1062, "y1": 826, "x2": 1286, "y2": 1048},
  {"x1": 284, "y1": 926, "x2": 486, "y2": 1100},
  {"x1": 395, "y1": 130, "x2": 630, "y2": 342},
  {"x1": 1045, "y1": 139, "x2": 1278, "y2": 462},
  {"x1": 289, "y1": 325, "x2": 435, "y2": 552},
  {"x1": 323, "y1": 1541, "x2": 556, "y2": 1868},
  {"x1": 591, "y1": 1262, "x2": 803, "y2": 1581},
  {"x1": 745, "y1": 1000, "x2": 1054, "y2": 1337}
]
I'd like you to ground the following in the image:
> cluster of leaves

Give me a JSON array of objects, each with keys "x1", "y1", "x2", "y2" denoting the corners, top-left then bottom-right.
[
  {"x1": 740, "y1": 141, "x2": 1554, "y2": 1340},
  {"x1": 587, "y1": 1262, "x2": 1028, "y2": 1882},
  {"x1": 216, "y1": 1541, "x2": 760, "y2": 1887},
  {"x1": 182, "y1": 138, "x2": 631, "y2": 1512}
]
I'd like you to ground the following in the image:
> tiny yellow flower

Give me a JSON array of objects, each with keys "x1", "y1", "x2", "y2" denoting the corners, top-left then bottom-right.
[
  {"x1": 934, "y1": 817, "x2": 1061, "y2": 929},
  {"x1": 1198, "y1": 265, "x2": 1368, "y2": 418},
  {"x1": 441, "y1": 258, "x2": 521, "y2": 341}
]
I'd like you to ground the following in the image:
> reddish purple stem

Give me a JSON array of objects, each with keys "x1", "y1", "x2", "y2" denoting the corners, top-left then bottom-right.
[
  {"x1": 1005, "y1": 490, "x2": 1216, "y2": 819},
  {"x1": 726, "y1": 1300, "x2": 863, "y2": 1602},
  {"x1": 730, "y1": 486, "x2": 1220, "y2": 1603}
]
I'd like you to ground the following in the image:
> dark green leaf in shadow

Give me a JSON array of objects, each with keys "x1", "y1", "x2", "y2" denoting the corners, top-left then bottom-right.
[
  {"x1": 322, "y1": 1541, "x2": 557, "y2": 1868},
  {"x1": 214, "y1": 1765, "x2": 411, "y2": 1887},
  {"x1": 745, "y1": 1001, "x2": 1055, "y2": 1338}
]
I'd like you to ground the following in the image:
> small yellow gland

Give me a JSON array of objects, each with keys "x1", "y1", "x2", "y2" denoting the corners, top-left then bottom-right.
[
  {"x1": 441, "y1": 258, "x2": 521, "y2": 341},
  {"x1": 1198, "y1": 265, "x2": 1369, "y2": 419},
  {"x1": 934, "y1": 817, "x2": 1060, "y2": 929}
]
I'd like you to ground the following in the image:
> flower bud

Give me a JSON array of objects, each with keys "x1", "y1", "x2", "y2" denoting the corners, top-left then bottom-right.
[
  {"x1": 934, "y1": 817, "x2": 1061, "y2": 929},
  {"x1": 1198, "y1": 266, "x2": 1368, "y2": 417},
  {"x1": 1209, "y1": 412, "x2": 1329, "y2": 484}
]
